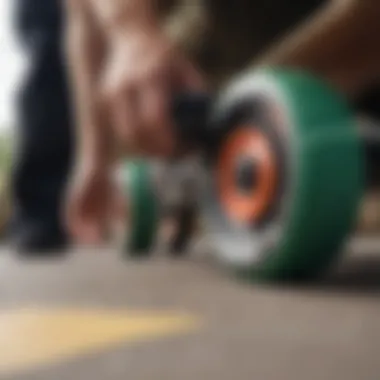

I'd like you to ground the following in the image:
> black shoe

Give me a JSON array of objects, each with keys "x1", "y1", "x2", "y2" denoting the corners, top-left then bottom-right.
[{"x1": 12, "y1": 222, "x2": 69, "y2": 258}]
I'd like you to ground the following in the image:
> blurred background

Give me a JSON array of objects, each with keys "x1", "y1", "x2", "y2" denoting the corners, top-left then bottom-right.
[
  {"x1": 0, "y1": 0, "x2": 24, "y2": 133},
  {"x1": 0, "y1": 0, "x2": 21, "y2": 239},
  {"x1": 0, "y1": 1, "x2": 379, "y2": 380}
]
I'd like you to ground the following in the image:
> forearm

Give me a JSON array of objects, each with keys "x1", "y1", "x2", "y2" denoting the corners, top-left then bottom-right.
[
  {"x1": 85, "y1": 0, "x2": 161, "y2": 42},
  {"x1": 258, "y1": 0, "x2": 380, "y2": 97},
  {"x1": 65, "y1": 0, "x2": 114, "y2": 165}
]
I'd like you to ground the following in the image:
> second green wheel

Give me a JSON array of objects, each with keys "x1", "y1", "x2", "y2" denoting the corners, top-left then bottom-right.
[{"x1": 122, "y1": 160, "x2": 159, "y2": 256}]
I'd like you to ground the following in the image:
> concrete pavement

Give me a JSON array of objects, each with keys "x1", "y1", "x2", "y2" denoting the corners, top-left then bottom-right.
[{"x1": 0, "y1": 242, "x2": 379, "y2": 380}]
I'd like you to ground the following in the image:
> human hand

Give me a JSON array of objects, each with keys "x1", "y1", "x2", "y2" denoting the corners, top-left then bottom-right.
[
  {"x1": 66, "y1": 159, "x2": 115, "y2": 245},
  {"x1": 101, "y1": 27, "x2": 205, "y2": 157}
]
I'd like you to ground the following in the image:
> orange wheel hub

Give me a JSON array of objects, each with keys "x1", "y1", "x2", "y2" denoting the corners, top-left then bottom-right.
[{"x1": 217, "y1": 127, "x2": 278, "y2": 224}]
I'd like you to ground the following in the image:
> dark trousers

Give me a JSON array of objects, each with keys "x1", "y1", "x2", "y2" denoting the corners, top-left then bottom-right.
[{"x1": 12, "y1": 0, "x2": 73, "y2": 233}]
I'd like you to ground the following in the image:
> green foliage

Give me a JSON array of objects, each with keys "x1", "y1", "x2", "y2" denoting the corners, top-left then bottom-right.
[
  {"x1": 0, "y1": 130, "x2": 14, "y2": 188},
  {"x1": 0, "y1": 133, "x2": 13, "y2": 169}
]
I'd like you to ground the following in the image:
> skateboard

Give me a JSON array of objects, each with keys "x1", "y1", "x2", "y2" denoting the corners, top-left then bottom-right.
[{"x1": 124, "y1": 68, "x2": 368, "y2": 282}]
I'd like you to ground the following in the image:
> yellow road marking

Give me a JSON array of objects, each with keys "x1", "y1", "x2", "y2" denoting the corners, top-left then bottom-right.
[{"x1": 0, "y1": 308, "x2": 202, "y2": 376}]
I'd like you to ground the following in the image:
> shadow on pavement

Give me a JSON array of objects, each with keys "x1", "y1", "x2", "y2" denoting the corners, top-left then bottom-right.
[{"x1": 302, "y1": 255, "x2": 380, "y2": 297}]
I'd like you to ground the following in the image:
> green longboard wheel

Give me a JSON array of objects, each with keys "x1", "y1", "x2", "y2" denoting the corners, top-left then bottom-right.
[
  {"x1": 202, "y1": 68, "x2": 365, "y2": 282},
  {"x1": 119, "y1": 160, "x2": 159, "y2": 257}
]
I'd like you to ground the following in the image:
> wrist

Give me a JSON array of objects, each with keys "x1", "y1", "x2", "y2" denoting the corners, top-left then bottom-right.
[
  {"x1": 109, "y1": 22, "x2": 162, "y2": 49},
  {"x1": 78, "y1": 144, "x2": 115, "y2": 174},
  {"x1": 77, "y1": 120, "x2": 117, "y2": 169}
]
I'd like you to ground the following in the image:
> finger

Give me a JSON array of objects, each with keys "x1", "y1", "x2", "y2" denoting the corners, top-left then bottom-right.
[
  {"x1": 99, "y1": 66, "x2": 141, "y2": 156},
  {"x1": 111, "y1": 85, "x2": 141, "y2": 155},
  {"x1": 77, "y1": 220, "x2": 103, "y2": 245},
  {"x1": 65, "y1": 182, "x2": 85, "y2": 243},
  {"x1": 65, "y1": 180, "x2": 107, "y2": 245},
  {"x1": 138, "y1": 74, "x2": 176, "y2": 157},
  {"x1": 66, "y1": 193, "x2": 103, "y2": 245}
]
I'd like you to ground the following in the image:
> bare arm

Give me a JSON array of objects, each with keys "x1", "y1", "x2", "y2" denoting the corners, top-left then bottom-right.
[
  {"x1": 64, "y1": 0, "x2": 204, "y2": 241},
  {"x1": 87, "y1": 0, "x2": 208, "y2": 55},
  {"x1": 65, "y1": 0, "x2": 114, "y2": 166},
  {"x1": 258, "y1": 0, "x2": 380, "y2": 97},
  {"x1": 84, "y1": 0, "x2": 160, "y2": 41}
]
